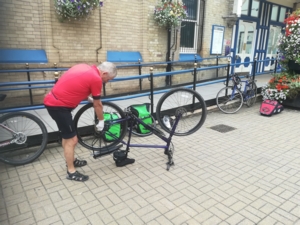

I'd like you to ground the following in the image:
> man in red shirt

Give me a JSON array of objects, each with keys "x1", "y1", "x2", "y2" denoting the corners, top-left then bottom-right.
[{"x1": 44, "y1": 62, "x2": 118, "y2": 182}]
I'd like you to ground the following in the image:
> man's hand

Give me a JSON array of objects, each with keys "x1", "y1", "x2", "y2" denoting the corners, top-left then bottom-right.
[
  {"x1": 96, "y1": 120, "x2": 104, "y2": 131},
  {"x1": 88, "y1": 96, "x2": 93, "y2": 103}
]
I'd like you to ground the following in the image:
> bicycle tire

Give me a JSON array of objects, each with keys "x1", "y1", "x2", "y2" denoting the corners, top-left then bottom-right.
[
  {"x1": 216, "y1": 86, "x2": 243, "y2": 114},
  {"x1": 0, "y1": 112, "x2": 48, "y2": 166},
  {"x1": 130, "y1": 115, "x2": 156, "y2": 137},
  {"x1": 246, "y1": 81, "x2": 257, "y2": 107},
  {"x1": 156, "y1": 88, "x2": 207, "y2": 136},
  {"x1": 74, "y1": 102, "x2": 128, "y2": 151}
]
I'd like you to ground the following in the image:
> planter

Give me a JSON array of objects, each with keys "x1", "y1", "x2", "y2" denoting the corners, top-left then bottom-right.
[
  {"x1": 282, "y1": 95, "x2": 300, "y2": 109},
  {"x1": 288, "y1": 60, "x2": 300, "y2": 74}
]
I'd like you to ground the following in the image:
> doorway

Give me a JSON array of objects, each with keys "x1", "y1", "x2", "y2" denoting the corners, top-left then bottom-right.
[
  {"x1": 235, "y1": 20, "x2": 257, "y2": 73},
  {"x1": 265, "y1": 25, "x2": 281, "y2": 71}
]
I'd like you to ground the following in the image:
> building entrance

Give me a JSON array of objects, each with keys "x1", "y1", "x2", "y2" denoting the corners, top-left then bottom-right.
[{"x1": 235, "y1": 20, "x2": 257, "y2": 73}]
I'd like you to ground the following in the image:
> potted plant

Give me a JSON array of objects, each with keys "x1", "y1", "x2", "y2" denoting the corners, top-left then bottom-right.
[
  {"x1": 54, "y1": 0, "x2": 103, "y2": 22},
  {"x1": 277, "y1": 9, "x2": 300, "y2": 73},
  {"x1": 153, "y1": 0, "x2": 187, "y2": 28},
  {"x1": 262, "y1": 72, "x2": 300, "y2": 108}
]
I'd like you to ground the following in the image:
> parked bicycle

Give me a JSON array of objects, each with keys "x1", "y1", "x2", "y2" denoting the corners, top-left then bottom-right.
[
  {"x1": 216, "y1": 74, "x2": 257, "y2": 114},
  {"x1": 0, "y1": 94, "x2": 48, "y2": 166},
  {"x1": 74, "y1": 88, "x2": 207, "y2": 170}
]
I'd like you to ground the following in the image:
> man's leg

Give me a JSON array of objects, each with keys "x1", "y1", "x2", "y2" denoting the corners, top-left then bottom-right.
[{"x1": 62, "y1": 136, "x2": 78, "y2": 173}]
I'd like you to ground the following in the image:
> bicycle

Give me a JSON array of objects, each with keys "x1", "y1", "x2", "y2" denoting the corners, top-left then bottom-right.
[
  {"x1": 0, "y1": 94, "x2": 48, "y2": 166},
  {"x1": 216, "y1": 74, "x2": 257, "y2": 114},
  {"x1": 73, "y1": 88, "x2": 207, "y2": 170}
]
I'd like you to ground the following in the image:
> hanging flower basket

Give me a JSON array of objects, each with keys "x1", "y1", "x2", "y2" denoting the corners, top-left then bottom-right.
[
  {"x1": 54, "y1": 0, "x2": 103, "y2": 22},
  {"x1": 277, "y1": 9, "x2": 300, "y2": 70},
  {"x1": 153, "y1": 0, "x2": 187, "y2": 28}
]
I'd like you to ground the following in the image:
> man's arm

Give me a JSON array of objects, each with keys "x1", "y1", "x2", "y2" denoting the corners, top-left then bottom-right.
[{"x1": 93, "y1": 99, "x2": 104, "y2": 121}]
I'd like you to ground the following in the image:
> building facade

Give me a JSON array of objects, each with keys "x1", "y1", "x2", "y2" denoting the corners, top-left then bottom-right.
[{"x1": 0, "y1": 0, "x2": 298, "y2": 108}]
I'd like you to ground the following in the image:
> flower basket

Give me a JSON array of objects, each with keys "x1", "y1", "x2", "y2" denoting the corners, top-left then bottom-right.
[
  {"x1": 278, "y1": 9, "x2": 300, "y2": 70},
  {"x1": 54, "y1": 0, "x2": 103, "y2": 22},
  {"x1": 154, "y1": 0, "x2": 187, "y2": 28}
]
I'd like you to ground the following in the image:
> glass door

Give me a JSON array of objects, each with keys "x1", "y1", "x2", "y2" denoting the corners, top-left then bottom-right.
[
  {"x1": 265, "y1": 25, "x2": 282, "y2": 71},
  {"x1": 235, "y1": 20, "x2": 257, "y2": 73}
]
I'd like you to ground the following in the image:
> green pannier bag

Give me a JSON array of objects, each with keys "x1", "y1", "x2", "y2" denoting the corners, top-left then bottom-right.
[
  {"x1": 103, "y1": 113, "x2": 120, "y2": 141},
  {"x1": 129, "y1": 103, "x2": 153, "y2": 134}
]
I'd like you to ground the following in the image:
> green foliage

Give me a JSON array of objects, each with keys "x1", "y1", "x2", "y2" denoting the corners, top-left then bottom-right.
[
  {"x1": 154, "y1": 0, "x2": 187, "y2": 28},
  {"x1": 54, "y1": 0, "x2": 102, "y2": 22}
]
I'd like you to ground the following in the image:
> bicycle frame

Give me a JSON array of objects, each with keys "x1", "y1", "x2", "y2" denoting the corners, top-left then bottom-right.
[
  {"x1": 96, "y1": 111, "x2": 182, "y2": 170},
  {"x1": 230, "y1": 77, "x2": 252, "y2": 101},
  {"x1": 0, "y1": 123, "x2": 18, "y2": 148}
]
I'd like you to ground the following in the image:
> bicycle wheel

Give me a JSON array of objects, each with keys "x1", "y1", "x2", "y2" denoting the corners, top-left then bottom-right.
[
  {"x1": 156, "y1": 88, "x2": 207, "y2": 136},
  {"x1": 216, "y1": 86, "x2": 243, "y2": 114},
  {"x1": 245, "y1": 81, "x2": 257, "y2": 107},
  {"x1": 131, "y1": 115, "x2": 156, "y2": 137},
  {"x1": 74, "y1": 102, "x2": 128, "y2": 151},
  {"x1": 0, "y1": 112, "x2": 48, "y2": 166}
]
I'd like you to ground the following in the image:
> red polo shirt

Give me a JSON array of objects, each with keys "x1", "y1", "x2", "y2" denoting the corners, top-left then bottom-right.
[{"x1": 44, "y1": 64, "x2": 102, "y2": 108}]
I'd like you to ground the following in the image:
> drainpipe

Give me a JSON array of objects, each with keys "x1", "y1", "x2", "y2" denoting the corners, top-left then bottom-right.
[
  {"x1": 199, "y1": 0, "x2": 205, "y2": 52},
  {"x1": 96, "y1": 7, "x2": 102, "y2": 62}
]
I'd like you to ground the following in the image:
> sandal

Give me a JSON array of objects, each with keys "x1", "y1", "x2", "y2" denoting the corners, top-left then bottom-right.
[
  {"x1": 66, "y1": 171, "x2": 89, "y2": 182},
  {"x1": 73, "y1": 158, "x2": 87, "y2": 167}
]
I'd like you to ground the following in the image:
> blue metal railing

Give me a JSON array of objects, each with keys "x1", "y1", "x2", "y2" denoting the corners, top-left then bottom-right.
[{"x1": 0, "y1": 56, "x2": 277, "y2": 114}]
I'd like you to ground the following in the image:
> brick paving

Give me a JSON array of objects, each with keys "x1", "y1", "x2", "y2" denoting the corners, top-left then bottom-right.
[{"x1": 1, "y1": 99, "x2": 300, "y2": 224}]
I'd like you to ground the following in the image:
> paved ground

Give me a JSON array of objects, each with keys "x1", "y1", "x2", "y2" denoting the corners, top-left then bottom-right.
[{"x1": 1, "y1": 98, "x2": 300, "y2": 225}]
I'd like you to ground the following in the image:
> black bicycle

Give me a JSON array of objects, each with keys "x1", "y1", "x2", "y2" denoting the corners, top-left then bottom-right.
[
  {"x1": 74, "y1": 88, "x2": 207, "y2": 170},
  {"x1": 0, "y1": 94, "x2": 48, "y2": 166}
]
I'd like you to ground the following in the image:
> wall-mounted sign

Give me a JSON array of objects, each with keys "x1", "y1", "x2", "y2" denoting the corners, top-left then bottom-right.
[{"x1": 210, "y1": 25, "x2": 225, "y2": 55}]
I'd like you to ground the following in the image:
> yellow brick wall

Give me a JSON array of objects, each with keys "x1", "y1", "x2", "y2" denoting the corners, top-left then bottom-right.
[{"x1": 0, "y1": 0, "x2": 232, "y2": 108}]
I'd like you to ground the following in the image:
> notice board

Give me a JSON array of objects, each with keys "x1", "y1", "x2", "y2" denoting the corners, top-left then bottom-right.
[{"x1": 210, "y1": 25, "x2": 225, "y2": 55}]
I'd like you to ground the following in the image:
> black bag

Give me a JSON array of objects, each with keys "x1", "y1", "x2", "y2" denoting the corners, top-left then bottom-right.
[{"x1": 260, "y1": 100, "x2": 284, "y2": 116}]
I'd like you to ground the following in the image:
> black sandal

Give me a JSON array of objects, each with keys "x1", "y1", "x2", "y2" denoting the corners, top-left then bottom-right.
[
  {"x1": 66, "y1": 171, "x2": 89, "y2": 182},
  {"x1": 73, "y1": 158, "x2": 87, "y2": 167}
]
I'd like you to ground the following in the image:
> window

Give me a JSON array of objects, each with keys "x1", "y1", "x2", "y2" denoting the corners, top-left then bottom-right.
[
  {"x1": 271, "y1": 5, "x2": 278, "y2": 21},
  {"x1": 279, "y1": 7, "x2": 286, "y2": 22},
  {"x1": 241, "y1": 0, "x2": 249, "y2": 15},
  {"x1": 250, "y1": 0, "x2": 259, "y2": 17},
  {"x1": 180, "y1": 0, "x2": 200, "y2": 53}
]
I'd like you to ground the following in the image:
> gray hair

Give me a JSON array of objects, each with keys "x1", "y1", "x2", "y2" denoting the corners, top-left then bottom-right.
[{"x1": 97, "y1": 62, "x2": 117, "y2": 78}]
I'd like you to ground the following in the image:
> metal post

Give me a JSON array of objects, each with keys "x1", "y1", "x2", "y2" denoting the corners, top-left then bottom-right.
[
  {"x1": 26, "y1": 63, "x2": 33, "y2": 105},
  {"x1": 193, "y1": 63, "x2": 197, "y2": 91},
  {"x1": 274, "y1": 52, "x2": 278, "y2": 74},
  {"x1": 150, "y1": 67, "x2": 154, "y2": 115},
  {"x1": 226, "y1": 58, "x2": 230, "y2": 87},
  {"x1": 103, "y1": 83, "x2": 106, "y2": 96},
  {"x1": 165, "y1": 28, "x2": 172, "y2": 86},
  {"x1": 54, "y1": 63, "x2": 59, "y2": 84},
  {"x1": 252, "y1": 57, "x2": 257, "y2": 83},
  {"x1": 216, "y1": 55, "x2": 219, "y2": 78},
  {"x1": 138, "y1": 59, "x2": 142, "y2": 91}
]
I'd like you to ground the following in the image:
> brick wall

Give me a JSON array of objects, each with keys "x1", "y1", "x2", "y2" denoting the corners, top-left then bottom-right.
[{"x1": 0, "y1": 0, "x2": 233, "y2": 108}]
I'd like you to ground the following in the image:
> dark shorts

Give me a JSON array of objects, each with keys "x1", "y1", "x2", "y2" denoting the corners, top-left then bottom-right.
[{"x1": 46, "y1": 106, "x2": 76, "y2": 139}]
